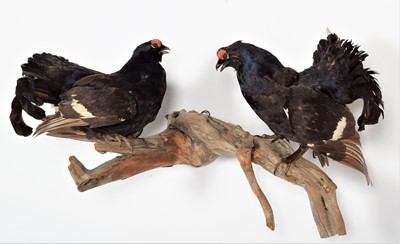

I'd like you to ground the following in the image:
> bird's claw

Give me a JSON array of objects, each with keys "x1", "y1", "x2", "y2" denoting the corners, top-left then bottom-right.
[
  {"x1": 258, "y1": 134, "x2": 286, "y2": 143},
  {"x1": 273, "y1": 159, "x2": 292, "y2": 176},
  {"x1": 102, "y1": 134, "x2": 133, "y2": 150}
]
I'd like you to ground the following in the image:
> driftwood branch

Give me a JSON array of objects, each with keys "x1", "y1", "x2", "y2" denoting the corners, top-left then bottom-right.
[{"x1": 65, "y1": 109, "x2": 346, "y2": 238}]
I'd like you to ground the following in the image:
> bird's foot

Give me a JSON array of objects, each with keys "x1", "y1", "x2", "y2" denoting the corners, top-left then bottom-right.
[
  {"x1": 102, "y1": 134, "x2": 133, "y2": 150},
  {"x1": 274, "y1": 145, "x2": 308, "y2": 175},
  {"x1": 273, "y1": 157, "x2": 294, "y2": 176},
  {"x1": 258, "y1": 134, "x2": 286, "y2": 143}
]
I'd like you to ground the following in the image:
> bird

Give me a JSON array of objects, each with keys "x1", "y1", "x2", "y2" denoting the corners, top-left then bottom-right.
[
  {"x1": 216, "y1": 32, "x2": 383, "y2": 184},
  {"x1": 10, "y1": 39, "x2": 170, "y2": 142}
]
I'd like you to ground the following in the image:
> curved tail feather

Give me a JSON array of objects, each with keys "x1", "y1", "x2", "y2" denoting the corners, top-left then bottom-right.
[
  {"x1": 310, "y1": 33, "x2": 384, "y2": 131},
  {"x1": 311, "y1": 133, "x2": 371, "y2": 185},
  {"x1": 10, "y1": 53, "x2": 99, "y2": 136},
  {"x1": 10, "y1": 97, "x2": 33, "y2": 136},
  {"x1": 352, "y1": 69, "x2": 384, "y2": 131}
]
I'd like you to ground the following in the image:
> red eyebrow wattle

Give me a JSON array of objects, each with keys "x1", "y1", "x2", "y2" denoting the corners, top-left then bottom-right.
[
  {"x1": 151, "y1": 39, "x2": 162, "y2": 48},
  {"x1": 217, "y1": 49, "x2": 227, "y2": 60}
]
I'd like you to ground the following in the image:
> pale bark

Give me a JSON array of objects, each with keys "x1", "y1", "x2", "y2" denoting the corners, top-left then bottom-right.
[{"x1": 65, "y1": 110, "x2": 346, "y2": 238}]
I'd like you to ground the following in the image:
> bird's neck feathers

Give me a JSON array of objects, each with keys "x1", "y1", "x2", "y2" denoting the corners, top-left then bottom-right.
[
  {"x1": 237, "y1": 46, "x2": 285, "y2": 76},
  {"x1": 117, "y1": 53, "x2": 161, "y2": 75},
  {"x1": 236, "y1": 48, "x2": 299, "y2": 95}
]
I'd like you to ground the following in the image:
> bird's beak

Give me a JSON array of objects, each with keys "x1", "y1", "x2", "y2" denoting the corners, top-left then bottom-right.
[
  {"x1": 160, "y1": 46, "x2": 170, "y2": 54},
  {"x1": 216, "y1": 59, "x2": 228, "y2": 72}
]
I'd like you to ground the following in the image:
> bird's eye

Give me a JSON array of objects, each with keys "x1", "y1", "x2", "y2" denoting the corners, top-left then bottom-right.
[
  {"x1": 151, "y1": 44, "x2": 158, "y2": 49},
  {"x1": 224, "y1": 53, "x2": 229, "y2": 60}
]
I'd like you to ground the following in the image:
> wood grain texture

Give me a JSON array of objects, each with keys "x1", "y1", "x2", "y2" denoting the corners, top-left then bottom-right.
[{"x1": 64, "y1": 109, "x2": 346, "y2": 238}]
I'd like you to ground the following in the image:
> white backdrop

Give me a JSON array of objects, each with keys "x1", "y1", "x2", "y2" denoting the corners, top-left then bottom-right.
[{"x1": 0, "y1": 0, "x2": 399, "y2": 242}]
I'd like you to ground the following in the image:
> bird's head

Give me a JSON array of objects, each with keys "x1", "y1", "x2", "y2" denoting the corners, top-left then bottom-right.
[
  {"x1": 133, "y1": 39, "x2": 170, "y2": 62},
  {"x1": 216, "y1": 41, "x2": 243, "y2": 72},
  {"x1": 216, "y1": 41, "x2": 284, "y2": 75}
]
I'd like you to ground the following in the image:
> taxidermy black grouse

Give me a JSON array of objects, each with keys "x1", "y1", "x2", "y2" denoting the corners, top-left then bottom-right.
[
  {"x1": 10, "y1": 39, "x2": 169, "y2": 141},
  {"x1": 216, "y1": 32, "x2": 383, "y2": 184}
]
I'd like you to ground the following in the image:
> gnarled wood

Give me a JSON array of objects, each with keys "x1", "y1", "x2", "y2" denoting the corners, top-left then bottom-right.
[{"x1": 65, "y1": 109, "x2": 346, "y2": 238}]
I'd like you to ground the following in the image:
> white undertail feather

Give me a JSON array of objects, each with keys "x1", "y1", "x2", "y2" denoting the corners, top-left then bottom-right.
[{"x1": 51, "y1": 105, "x2": 60, "y2": 113}]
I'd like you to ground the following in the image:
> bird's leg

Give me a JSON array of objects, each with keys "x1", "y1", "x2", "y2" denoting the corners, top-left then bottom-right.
[{"x1": 273, "y1": 144, "x2": 309, "y2": 175}]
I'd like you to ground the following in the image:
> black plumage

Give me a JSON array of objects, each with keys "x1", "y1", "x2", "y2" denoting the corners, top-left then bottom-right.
[
  {"x1": 216, "y1": 33, "x2": 383, "y2": 183},
  {"x1": 10, "y1": 53, "x2": 100, "y2": 136},
  {"x1": 303, "y1": 33, "x2": 383, "y2": 131},
  {"x1": 11, "y1": 39, "x2": 169, "y2": 141}
]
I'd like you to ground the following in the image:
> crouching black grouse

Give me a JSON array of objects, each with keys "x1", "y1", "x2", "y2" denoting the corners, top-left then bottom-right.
[
  {"x1": 10, "y1": 39, "x2": 169, "y2": 142},
  {"x1": 216, "y1": 32, "x2": 383, "y2": 184}
]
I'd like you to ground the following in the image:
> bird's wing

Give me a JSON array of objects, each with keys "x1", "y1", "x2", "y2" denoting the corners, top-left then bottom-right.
[
  {"x1": 35, "y1": 74, "x2": 137, "y2": 135},
  {"x1": 287, "y1": 85, "x2": 356, "y2": 143},
  {"x1": 256, "y1": 92, "x2": 296, "y2": 139}
]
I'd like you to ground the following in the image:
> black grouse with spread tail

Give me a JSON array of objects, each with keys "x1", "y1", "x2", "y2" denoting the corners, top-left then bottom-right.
[
  {"x1": 11, "y1": 39, "x2": 169, "y2": 141},
  {"x1": 216, "y1": 32, "x2": 383, "y2": 184}
]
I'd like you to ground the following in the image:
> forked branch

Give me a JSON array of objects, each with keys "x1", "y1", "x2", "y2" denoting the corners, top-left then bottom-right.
[{"x1": 65, "y1": 109, "x2": 346, "y2": 238}]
